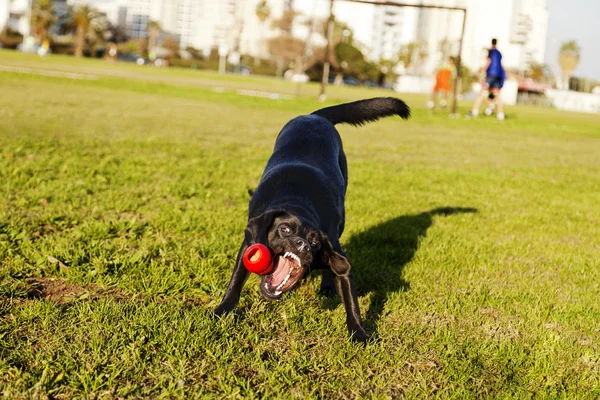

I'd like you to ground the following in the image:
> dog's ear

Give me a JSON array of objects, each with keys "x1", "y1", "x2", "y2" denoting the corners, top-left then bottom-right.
[
  {"x1": 245, "y1": 209, "x2": 285, "y2": 246},
  {"x1": 320, "y1": 234, "x2": 351, "y2": 276}
]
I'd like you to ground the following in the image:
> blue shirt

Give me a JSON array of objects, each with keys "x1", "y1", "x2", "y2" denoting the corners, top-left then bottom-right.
[{"x1": 487, "y1": 48, "x2": 504, "y2": 77}]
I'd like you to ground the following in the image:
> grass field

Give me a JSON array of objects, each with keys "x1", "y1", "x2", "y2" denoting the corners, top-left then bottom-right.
[{"x1": 1, "y1": 50, "x2": 600, "y2": 398}]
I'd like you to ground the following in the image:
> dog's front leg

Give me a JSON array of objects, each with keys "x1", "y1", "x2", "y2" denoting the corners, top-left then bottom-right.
[
  {"x1": 214, "y1": 243, "x2": 249, "y2": 315},
  {"x1": 334, "y1": 273, "x2": 370, "y2": 342}
]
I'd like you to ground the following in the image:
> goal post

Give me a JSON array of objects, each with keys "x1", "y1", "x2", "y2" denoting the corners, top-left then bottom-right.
[{"x1": 320, "y1": 0, "x2": 467, "y2": 115}]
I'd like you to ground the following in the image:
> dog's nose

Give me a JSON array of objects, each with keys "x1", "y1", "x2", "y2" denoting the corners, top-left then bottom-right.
[{"x1": 296, "y1": 239, "x2": 309, "y2": 253}]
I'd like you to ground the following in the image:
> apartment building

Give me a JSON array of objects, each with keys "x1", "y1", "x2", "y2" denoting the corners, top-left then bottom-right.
[
  {"x1": 0, "y1": 0, "x2": 31, "y2": 35},
  {"x1": 0, "y1": 0, "x2": 547, "y2": 77}
]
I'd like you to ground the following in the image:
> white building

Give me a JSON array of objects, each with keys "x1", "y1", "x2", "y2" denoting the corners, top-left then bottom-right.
[
  {"x1": 290, "y1": 0, "x2": 548, "y2": 75},
  {"x1": 2, "y1": 0, "x2": 546, "y2": 77},
  {"x1": 456, "y1": 0, "x2": 548, "y2": 74},
  {"x1": 0, "y1": 0, "x2": 31, "y2": 36},
  {"x1": 191, "y1": 0, "x2": 239, "y2": 52},
  {"x1": 82, "y1": 0, "x2": 255, "y2": 53},
  {"x1": 238, "y1": 0, "x2": 291, "y2": 58}
]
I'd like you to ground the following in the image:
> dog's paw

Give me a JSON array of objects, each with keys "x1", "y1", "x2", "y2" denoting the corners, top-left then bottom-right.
[
  {"x1": 349, "y1": 327, "x2": 371, "y2": 343},
  {"x1": 213, "y1": 303, "x2": 233, "y2": 317}
]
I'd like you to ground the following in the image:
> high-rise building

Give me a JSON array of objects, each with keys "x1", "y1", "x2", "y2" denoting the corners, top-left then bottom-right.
[
  {"x1": 369, "y1": 5, "x2": 419, "y2": 62},
  {"x1": 1, "y1": 0, "x2": 547, "y2": 78},
  {"x1": 0, "y1": 0, "x2": 31, "y2": 36},
  {"x1": 82, "y1": 0, "x2": 246, "y2": 53}
]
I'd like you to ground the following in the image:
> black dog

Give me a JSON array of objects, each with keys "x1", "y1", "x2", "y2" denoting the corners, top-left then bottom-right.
[{"x1": 214, "y1": 97, "x2": 410, "y2": 341}]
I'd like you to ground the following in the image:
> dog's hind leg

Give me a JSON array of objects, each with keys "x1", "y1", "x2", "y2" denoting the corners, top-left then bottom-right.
[
  {"x1": 320, "y1": 269, "x2": 337, "y2": 296},
  {"x1": 214, "y1": 243, "x2": 250, "y2": 315}
]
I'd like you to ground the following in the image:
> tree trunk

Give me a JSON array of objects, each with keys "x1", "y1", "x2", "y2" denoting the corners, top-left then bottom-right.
[
  {"x1": 255, "y1": 23, "x2": 266, "y2": 66},
  {"x1": 75, "y1": 24, "x2": 85, "y2": 57},
  {"x1": 148, "y1": 32, "x2": 156, "y2": 57}
]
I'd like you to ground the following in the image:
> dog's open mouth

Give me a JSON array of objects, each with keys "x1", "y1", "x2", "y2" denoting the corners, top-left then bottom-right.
[{"x1": 261, "y1": 251, "x2": 304, "y2": 299}]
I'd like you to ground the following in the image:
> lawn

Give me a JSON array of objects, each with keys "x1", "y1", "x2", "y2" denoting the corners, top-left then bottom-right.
[{"x1": 1, "y1": 50, "x2": 599, "y2": 398}]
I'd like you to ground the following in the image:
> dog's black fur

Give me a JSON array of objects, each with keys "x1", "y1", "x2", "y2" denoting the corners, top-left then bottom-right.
[{"x1": 214, "y1": 97, "x2": 410, "y2": 341}]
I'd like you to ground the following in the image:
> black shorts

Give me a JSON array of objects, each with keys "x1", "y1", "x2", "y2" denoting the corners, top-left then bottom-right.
[{"x1": 485, "y1": 76, "x2": 503, "y2": 90}]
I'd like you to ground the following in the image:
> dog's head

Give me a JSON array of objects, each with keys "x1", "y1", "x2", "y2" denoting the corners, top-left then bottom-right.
[{"x1": 246, "y1": 209, "x2": 347, "y2": 301}]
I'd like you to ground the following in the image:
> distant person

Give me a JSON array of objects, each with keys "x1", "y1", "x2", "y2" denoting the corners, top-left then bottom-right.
[
  {"x1": 37, "y1": 39, "x2": 50, "y2": 57},
  {"x1": 107, "y1": 42, "x2": 118, "y2": 61},
  {"x1": 470, "y1": 38, "x2": 505, "y2": 120},
  {"x1": 427, "y1": 56, "x2": 455, "y2": 109}
]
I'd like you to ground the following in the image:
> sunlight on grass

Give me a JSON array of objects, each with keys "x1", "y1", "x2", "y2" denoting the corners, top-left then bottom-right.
[{"x1": 1, "y1": 50, "x2": 599, "y2": 398}]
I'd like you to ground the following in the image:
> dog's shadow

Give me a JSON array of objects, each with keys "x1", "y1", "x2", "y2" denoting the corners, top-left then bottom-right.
[{"x1": 326, "y1": 206, "x2": 477, "y2": 336}]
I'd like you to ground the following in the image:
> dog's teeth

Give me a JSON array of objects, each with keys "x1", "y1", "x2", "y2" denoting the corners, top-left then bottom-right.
[{"x1": 276, "y1": 272, "x2": 292, "y2": 290}]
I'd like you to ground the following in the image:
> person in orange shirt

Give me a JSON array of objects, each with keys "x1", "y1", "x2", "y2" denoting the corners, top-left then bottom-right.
[{"x1": 428, "y1": 56, "x2": 455, "y2": 109}]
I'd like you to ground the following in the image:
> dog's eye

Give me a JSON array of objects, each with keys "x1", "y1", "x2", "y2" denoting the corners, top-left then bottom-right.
[
  {"x1": 279, "y1": 225, "x2": 291, "y2": 234},
  {"x1": 310, "y1": 240, "x2": 319, "y2": 248}
]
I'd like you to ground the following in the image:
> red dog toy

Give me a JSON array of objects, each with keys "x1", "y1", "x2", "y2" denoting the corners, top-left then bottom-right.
[{"x1": 243, "y1": 244, "x2": 273, "y2": 275}]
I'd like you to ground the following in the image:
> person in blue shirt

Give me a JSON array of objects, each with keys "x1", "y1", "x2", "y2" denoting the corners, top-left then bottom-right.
[{"x1": 471, "y1": 38, "x2": 505, "y2": 120}]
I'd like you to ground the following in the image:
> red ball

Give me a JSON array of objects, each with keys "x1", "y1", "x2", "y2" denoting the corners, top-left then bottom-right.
[{"x1": 243, "y1": 244, "x2": 273, "y2": 275}]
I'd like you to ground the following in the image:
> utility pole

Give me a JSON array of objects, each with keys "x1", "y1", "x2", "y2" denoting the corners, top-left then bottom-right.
[
  {"x1": 319, "y1": 0, "x2": 334, "y2": 101},
  {"x1": 295, "y1": 0, "x2": 318, "y2": 97},
  {"x1": 450, "y1": 8, "x2": 466, "y2": 116}
]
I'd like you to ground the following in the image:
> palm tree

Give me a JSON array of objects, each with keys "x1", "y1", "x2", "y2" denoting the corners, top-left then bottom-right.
[
  {"x1": 558, "y1": 41, "x2": 581, "y2": 90},
  {"x1": 30, "y1": 0, "x2": 56, "y2": 44},
  {"x1": 527, "y1": 62, "x2": 553, "y2": 83},
  {"x1": 146, "y1": 20, "x2": 161, "y2": 58},
  {"x1": 70, "y1": 4, "x2": 104, "y2": 57},
  {"x1": 256, "y1": 0, "x2": 271, "y2": 22},
  {"x1": 255, "y1": 0, "x2": 271, "y2": 64}
]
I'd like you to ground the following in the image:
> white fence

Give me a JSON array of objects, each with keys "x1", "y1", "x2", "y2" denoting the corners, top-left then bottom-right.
[
  {"x1": 394, "y1": 75, "x2": 519, "y2": 106},
  {"x1": 546, "y1": 90, "x2": 600, "y2": 114},
  {"x1": 395, "y1": 75, "x2": 600, "y2": 114}
]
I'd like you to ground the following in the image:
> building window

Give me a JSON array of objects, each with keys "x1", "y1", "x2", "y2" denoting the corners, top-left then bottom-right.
[{"x1": 129, "y1": 14, "x2": 149, "y2": 38}]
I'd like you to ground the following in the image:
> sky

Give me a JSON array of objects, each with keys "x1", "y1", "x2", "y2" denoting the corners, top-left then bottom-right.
[{"x1": 545, "y1": 0, "x2": 600, "y2": 80}]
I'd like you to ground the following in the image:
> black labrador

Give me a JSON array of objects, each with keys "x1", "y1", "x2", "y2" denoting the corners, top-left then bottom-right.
[{"x1": 214, "y1": 97, "x2": 410, "y2": 341}]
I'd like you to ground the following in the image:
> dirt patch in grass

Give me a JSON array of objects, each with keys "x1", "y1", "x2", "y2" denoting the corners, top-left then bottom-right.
[
  {"x1": 5, "y1": 277, "x2": 205, "y2": 306},
  {"x1": 23, "y1": 277, "x2": 127, "y2": 303}
]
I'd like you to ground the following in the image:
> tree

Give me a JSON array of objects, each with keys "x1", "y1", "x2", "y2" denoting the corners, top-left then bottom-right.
[
  {"x1": 333, "y1": 42, "x2": 378, "y2": 81},
  {"x1": 69, "y1": 4, "x2": 105, "y2": 57},
  {"x1": 146, "y1": 20, "x2": 161, "y2": 56},
  {"x1": 306, "y1": 17, "x2": 355, "y2": 83},
  {"x1": 304, "y1": 19, "x2": 383, "y2": 84},
  {"x1": 398, "y1": 42, "x2": 427, "y2": 73},
  {"x1": 256, "y1": 0, "x2": 271, "y2": 22},
  {"x1": 558, "y1": 41, "x2": 581, "y2": 90},
  {"x1": 526, "y1": 62, "x2": 553, "y2": 83},
  {"x1": 319, "y1": 16, "x2": 353, "y2": 46},
  {"x1": 270, "y1": 9, "x2": 298, "y2": 34},
  {"x1": 0, "y1": 27, "x2": 24, "y2": 49},
  {"x1": 267, "y1": 35, "x2": 305, "y2": 64},
  {"x1": 254, "y1": 0, "x2": 271, "y2": 64},
  {"x1": 161, "y1": 34, "x2": 180, "y2": 59},
  {"x1": 269, "y1": 9, "x2": 304, "y2": 75},
  {"x1": 30, "y1": 0, "x2": 56, "y2": 43}
]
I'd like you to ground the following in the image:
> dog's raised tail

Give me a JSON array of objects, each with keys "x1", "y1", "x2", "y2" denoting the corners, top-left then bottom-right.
[{"x1": 311, "y1": 97, "x2": 410, "y2": 127}]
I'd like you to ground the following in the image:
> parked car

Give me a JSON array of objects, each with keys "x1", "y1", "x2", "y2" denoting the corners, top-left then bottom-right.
[
  {"x1": 117, "y1": 53, "x2": 148, "y2": 65},
  {"x1": 328, "y1": 76, "x2": 362, "y2": 86},
  {"x1": 342, "y1": 76, "x2": 361, "y2": 86},
  {"x1": 226, "y1": 64, "x2": 251, "y2": 75}
]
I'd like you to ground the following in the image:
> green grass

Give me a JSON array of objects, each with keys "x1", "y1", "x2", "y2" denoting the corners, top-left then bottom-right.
[{"x1": 1, "y1": 50, "x2": 600, "y2": 398}]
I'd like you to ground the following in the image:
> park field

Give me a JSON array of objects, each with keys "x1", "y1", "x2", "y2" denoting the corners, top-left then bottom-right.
[{"x1": 1, "y1": 50, "x2": 600, "y2": 398}]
